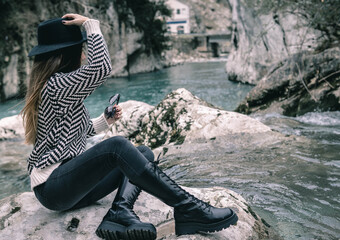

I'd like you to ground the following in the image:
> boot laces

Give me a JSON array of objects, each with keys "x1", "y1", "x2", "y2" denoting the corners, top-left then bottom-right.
[
  {"x1": 154, "y1": 164, "x2": 211, "y2": 211},
  {"x1": 127, "y1": 186, "x2": 142, "y2": 220},
  {"x1": 127, "y1": 186, "x2": 141, "y2": 208},
  {"x1": 187, "y1": 192, "x2": 210, "y2": 210},
  {"x1": 154, "y1": 152, "x2": 163, "y2": 165},
  {"x1": 114, "y1": 202, "x2": 141, "y2": 220},
  {"x1": 127, "y1": 208, "x2": 141, "y2": 220}
]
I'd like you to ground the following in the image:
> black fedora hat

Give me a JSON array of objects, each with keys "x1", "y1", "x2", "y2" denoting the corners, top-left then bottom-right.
[{"x1": 28, "y1": 18, "x2": 87, "y2": 57}]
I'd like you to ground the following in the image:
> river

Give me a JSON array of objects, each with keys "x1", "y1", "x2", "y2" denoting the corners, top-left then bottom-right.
[{"x1": 0, "y1": 61, "x2": 339, "y2": 239}]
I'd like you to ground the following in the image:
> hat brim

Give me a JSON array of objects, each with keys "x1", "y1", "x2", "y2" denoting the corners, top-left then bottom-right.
[{"x1": 28, "y1": 32, "x2": 87, "y2": 57}]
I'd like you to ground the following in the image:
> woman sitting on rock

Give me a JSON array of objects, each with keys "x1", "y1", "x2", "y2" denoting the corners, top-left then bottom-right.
[{"x1": 22, "y1": 13, "x2": 238, "y2": 240}]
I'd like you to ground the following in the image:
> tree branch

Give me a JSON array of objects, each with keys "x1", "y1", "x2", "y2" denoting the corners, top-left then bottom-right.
[{"x1": 318, "y1": 70, "x2": 340, "y2": 89}]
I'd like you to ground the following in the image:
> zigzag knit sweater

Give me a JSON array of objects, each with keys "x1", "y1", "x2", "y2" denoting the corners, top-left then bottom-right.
[{"x1": 27, "y1": 19, "x2": 112, "y2": 180}]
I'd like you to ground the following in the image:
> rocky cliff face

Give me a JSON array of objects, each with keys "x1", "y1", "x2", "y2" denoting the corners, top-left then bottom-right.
[
  {"x1": 225, "y1": 0, "x2": 323, "y2": 85},
  {"x1": 0, "y1": 0, "x2": 165, "y2": 102},
  {"x1": 226, "y1": 0, "x2": 340, "y2": 115}
]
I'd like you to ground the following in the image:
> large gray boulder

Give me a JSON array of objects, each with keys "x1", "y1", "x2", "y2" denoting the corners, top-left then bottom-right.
[
  {"x1": 235, "y1": 47, "x2": 340, "y2": 116},
  {"x1": 0, "y1": 187, "x2": 276, "y2": 240},
  {"x1": 0, "y1": 114, "x2": 25, "y2": 141},
  {"x1": 101, "y1": 89, "x2": 283, "y2": 171},
  {"x1": 129, "y1": 88, "x2": 272, "y2": 149},
  {"x1": 226, "y1": 0, "x2": 323, "y2": 85}
]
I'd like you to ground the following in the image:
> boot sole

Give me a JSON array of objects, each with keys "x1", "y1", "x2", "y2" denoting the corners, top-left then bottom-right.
[
  {"x1": 175, "y1": 211, "x2": 238, "y2": 236},
  {"x1": 96, "y1": 221, "x2": 157, "y2": 240},
  {"x1": 126, "y1": 227, "x2": 157, "y2": 240}
]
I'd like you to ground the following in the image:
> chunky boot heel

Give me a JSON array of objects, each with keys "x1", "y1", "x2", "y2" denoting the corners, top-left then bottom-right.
[
  {"x1": 96, "y1": 221, "x2": 126, "y2": 240},
  {"x1": 96, "y1": 177, "x2": 156, "y2": 240},
  {"x1": 129, "y1": 162, "x2": 238, "y2": 236}
]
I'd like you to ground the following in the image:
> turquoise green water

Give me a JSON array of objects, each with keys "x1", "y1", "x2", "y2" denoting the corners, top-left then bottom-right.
[
  {"x1": 167, "y1": 111, "x2": 340, "y2": 240},
  {"x1": 0, "y1": 62, "x2": 339, "y2": 239},
  {"x1": 0, "y1": 61, "x2": 251, "y2": 119},
  {"x1": 83, "y1": 61, "x2": 253, "y2": 117}
]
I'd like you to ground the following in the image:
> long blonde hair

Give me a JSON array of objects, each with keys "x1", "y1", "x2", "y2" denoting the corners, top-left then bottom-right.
[{"x1": 21, "y1": 44, "x2": 82, "y2": 145}]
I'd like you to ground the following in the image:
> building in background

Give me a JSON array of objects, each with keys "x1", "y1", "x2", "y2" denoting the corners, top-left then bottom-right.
[
  {"x1": 164, "y1": 0, "x2": 231, "y2": 57},
  {"x1": 166, "y1": 0, "x2": 190, "y2": 34}
]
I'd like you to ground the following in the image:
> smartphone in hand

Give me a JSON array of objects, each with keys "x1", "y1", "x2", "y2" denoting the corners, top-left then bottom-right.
[{"x1": 105, "y1": 93, "x2": 120, "y2": 118}]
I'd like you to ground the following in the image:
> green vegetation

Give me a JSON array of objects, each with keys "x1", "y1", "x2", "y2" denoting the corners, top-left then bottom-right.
[
  {"x1": 136, "y1": 99, "x2": 189, "y2": 149},
  {"x1": 114, "y1": 0, "x2": 172, "y2": 55},
  {"x1": 161, "y1": 102, "x2": 177, "y2": 127},
  {"x1": 149, "y1": 121, "x2": 167, "y2": 148}
]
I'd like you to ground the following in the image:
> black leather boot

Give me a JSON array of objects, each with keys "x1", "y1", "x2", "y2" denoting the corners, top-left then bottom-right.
[
  {"x1": 131, "y1": 162, "x2": 238, "y2": 236},
  {"x1": 96, "y1": 177, "x2": 156, "y2": 240}
]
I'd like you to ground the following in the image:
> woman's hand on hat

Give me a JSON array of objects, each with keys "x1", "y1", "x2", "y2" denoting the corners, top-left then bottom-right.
[{"x1": 62, "y1": 13, "x2": 89, "y2": 26}]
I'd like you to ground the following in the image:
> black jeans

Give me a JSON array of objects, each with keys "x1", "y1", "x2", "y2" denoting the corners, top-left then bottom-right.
[{"x1": 33, "y1": 136, "x2": 153, "y2": 211}]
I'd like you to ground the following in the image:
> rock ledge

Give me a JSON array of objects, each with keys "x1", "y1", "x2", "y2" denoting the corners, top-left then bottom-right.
[{"x1": 0, "y1": 187, "x2": 275, "y2": 240}]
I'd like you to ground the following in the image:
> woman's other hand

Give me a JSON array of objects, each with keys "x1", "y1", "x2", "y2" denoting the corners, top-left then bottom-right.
[
  {"x1": 105, "y1": 105, "x2": 122, "y2": 125},
  {"x1": 62, "y1": 13, "x2": 89, "y2": 26}
]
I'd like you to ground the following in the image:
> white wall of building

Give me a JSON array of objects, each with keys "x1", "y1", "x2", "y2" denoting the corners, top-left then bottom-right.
[{"x1": 166, "y1": 0, "x2": 190, "y2": 34}]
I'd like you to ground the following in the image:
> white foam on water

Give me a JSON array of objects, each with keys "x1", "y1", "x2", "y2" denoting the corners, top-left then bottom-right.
[{"x1": 296, "y1": 111, "x2": 340, "y2": 126}]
